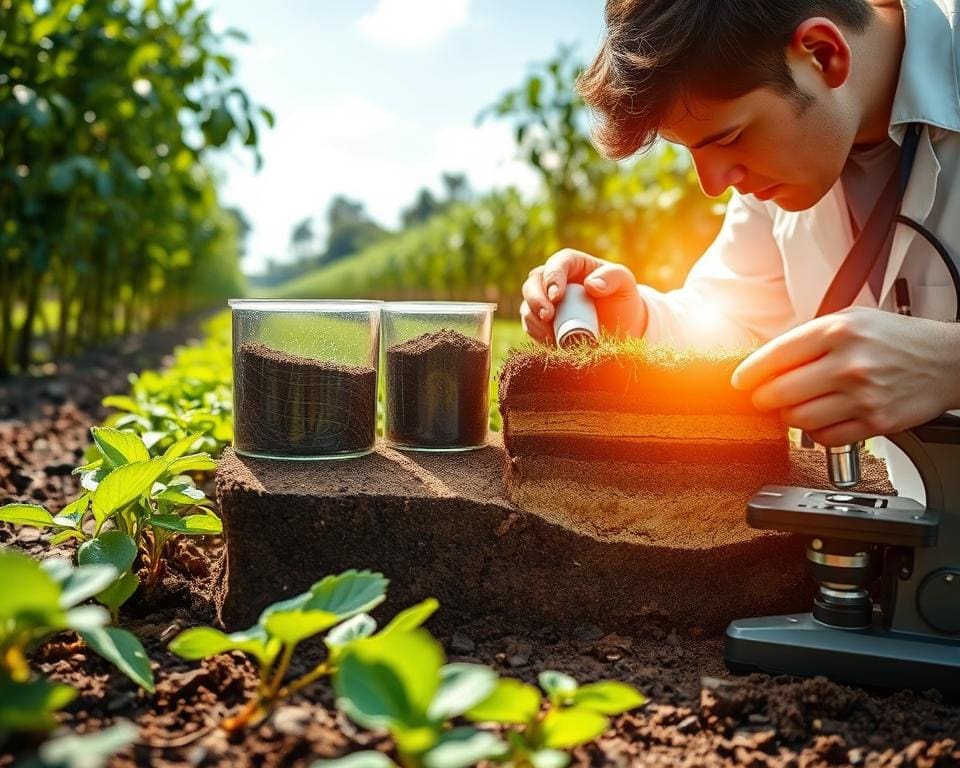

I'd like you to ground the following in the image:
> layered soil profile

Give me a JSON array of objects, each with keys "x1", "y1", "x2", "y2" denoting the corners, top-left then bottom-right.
[
  {"x1": 233, "y1": 342, "x2": 376, "y2": 458},
  {"x1": 213, "y1": 437, "x2": 893, "y2": 635},
  {"x1": 498, "y1": 345, "x2": 789, "y2": 467},
  {"x1": 385, "y1": 329, "x2": 490, "y2": 449}
]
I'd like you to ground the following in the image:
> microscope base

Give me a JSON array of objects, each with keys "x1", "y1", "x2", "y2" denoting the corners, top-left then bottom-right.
[{"x1": 725, "y1": 613, "x2": 960, "y2": 693}]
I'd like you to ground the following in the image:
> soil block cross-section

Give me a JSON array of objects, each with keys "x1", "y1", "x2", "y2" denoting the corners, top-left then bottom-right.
[{"x1": 214, "y1": 436, "x2": 893, "y2": 636}]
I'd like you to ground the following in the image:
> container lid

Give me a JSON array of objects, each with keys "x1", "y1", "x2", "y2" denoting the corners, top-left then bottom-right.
[
  {"x1": 382, "y1": 301, "x2": 497, "y2": 313},
  {"x1": 228, "y1": 299, "x2": 382, "y2": 312}
]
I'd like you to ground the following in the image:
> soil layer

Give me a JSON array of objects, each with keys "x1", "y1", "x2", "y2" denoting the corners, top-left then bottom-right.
[
  {"x1": 385, "y1": 329, "x2": 489, "y2": 449},
  {"x1": 498, "y1": 348, "x2": 790, "y2": 467},
  {"x1": 213, "y1": 439, "x2": 890, "y2": 637},
  {"x1": 233, "y1": 342, "x2": 376, "y2": 458}
]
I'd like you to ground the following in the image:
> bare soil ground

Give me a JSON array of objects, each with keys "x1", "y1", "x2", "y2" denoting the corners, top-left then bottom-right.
[{"x1": 1, "y1": 323, "x2": 958, "y2": 767}]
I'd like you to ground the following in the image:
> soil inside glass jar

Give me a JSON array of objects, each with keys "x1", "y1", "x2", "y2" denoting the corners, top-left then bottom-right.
[
  {"x1": 234, "y1": 342, "x2": 376, "y2": 457},
  {"x1": 385, "y1": 329, "x2": 490, "y2": 449}
]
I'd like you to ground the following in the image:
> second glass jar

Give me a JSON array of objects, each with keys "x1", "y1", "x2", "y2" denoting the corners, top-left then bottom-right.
[{"x1": 381, "y1": 301, "x2": 496, "y2": 451}]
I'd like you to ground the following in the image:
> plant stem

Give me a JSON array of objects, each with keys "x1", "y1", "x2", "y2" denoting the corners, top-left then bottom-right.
[{"x1": 277, "y1": 661, "x2": 331, "y2": 698}]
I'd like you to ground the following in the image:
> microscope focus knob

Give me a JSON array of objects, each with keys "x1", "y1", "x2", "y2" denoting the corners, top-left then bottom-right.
[{"x1": 917, "y1": 569, "x2": 960, "y2": 635}]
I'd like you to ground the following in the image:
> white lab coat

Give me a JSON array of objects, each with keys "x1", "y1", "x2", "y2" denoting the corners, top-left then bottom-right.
[{"x1": 637, "y1": 0, "x2": 960, "y2": 500}]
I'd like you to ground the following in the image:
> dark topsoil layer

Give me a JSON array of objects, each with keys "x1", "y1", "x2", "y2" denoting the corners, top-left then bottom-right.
[
  {"x1": 3, "y1": 331, "x2": 959, "y2": 767},
  {"x1": 385, "y1": 329, "x2": 490, "y2": 448},
  {"x1": 497, "y1": 346, "x2": 764, "y2": 416},
  {"x1": 233, "y1": 342, "x2": 377, "y2": 457}
]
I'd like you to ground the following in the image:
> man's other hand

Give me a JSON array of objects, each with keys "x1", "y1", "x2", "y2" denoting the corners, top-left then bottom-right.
[
  {"x1": 732, "y1": 307, "x2": 960, "y2": 445},
  {"x1": 520, "y1": 248, "x2": 647, "y2": 345}
]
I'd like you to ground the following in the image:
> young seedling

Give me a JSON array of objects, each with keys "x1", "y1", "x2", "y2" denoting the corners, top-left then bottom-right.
[
  {"x1": 169, "y1": 570, "x2": 439, "y2": 732},
  {"x1": 318, "y1": 629, "x2": 508, "y2": 768},
  {"x1": 0, "y1": 549, "x2": 154, "y2": 742},
  {"x1": 319, "y1": 653, "x2": 645, "y2": 768},
  {"x1": 463, "y1": 669, "x2": 647, "y2": 767},
  {"x1": 0, "y1": 426, "x2": 220, "y2": 605}
]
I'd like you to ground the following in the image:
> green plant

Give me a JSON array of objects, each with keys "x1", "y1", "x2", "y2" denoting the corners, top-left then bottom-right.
[
  {"x1": 17, "y1": 721, "x2": 138, "y2": 768},
  {"x1": 169, "y1": 570, "x2": 437, "y2": 731},
  {"x1": 101, "y1": 313, "x2": 234, "y2": 458},
  {"x1": 0, "y1": 426, "x2": 220, "y2": 606},
  {"x1": 0, "y1": 549, "x2": 154, "y2": 741},
  {"x1": 320, "y1": 629, "x2": 507, "y2": 768},
  {"x1": 464, "y1": 670, "x2": 646, "y2": 768},
  {"x1": 318, "y1": 635, "x2": 645, "y2": 768},
  {"x1": 0, "y1": 0, "x2": 270, "y2": 373}
]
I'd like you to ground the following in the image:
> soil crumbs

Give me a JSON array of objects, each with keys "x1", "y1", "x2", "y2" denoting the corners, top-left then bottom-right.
[{"x1": 3, "y1": 325, "x2": 960, "y2": 767}]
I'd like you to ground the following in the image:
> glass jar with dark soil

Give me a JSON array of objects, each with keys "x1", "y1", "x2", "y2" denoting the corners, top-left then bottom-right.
[
  {"x1": 229, "y1": 299, "x2": 381, "y2": 460},
  {"x1": 382, "y1": 302, "x2": 496, "y2": 451}
]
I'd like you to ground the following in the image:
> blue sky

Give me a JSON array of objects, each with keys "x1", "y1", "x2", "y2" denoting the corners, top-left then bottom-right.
[{"x1": 207, "y1": 0, "x2": 605, "y2": 274}]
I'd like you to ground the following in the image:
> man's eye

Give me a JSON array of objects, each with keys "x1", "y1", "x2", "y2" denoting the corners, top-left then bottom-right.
[{"x1": 717, "y1": 131, "x2": 742, "y2": 147}]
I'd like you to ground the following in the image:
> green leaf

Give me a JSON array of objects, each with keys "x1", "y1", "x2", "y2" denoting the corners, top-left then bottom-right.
[
  {"x1": 91, "y1": 427, "x2": 150, "y2": 468},
  {"x1": 78, "y1": 532, "x2": 139, "y2": 615},
  {"x1": 56, "y1": 564, "x2": 119, "y2": 609},
  {"x1": 530, "y1": 749, "x2": 571, "y2": 768},
  {"x1": 148, "y1": 514, "x2": 222, "y2": 535},
  {"x1": 379, "y1": 598, "x2": 439, "y2": 637},
  {"x1": 165, "y1": 454, "x2": 217, "y2": 474},
  {"x1": 78, "y1": 531, "x2": 138, "y2": 573},
  {"x1": 304, "y1": 570, "x2": 388, "y2": 619},
  {"x1": 162, "y1": 433, "x2": 203, "y2": 461},
  {"x1": 326, "y1": 614, "x2": 377, "y2": 648},
  {"x1": 155, "y1": 487, "x2": 208, "y2": 505},
  {"x1": 97, "y1": 572, "x2": 140, "y2": 618},
  {"x1": 51, "y1": 529, "x2": 87, "y2": 545},
  {"x1": 58, "y1": 493, "x2": 91, "y2": 523},
  {"x1": 263, "y1": 609, "x2": 340, "y2": 646},
  {"x1": 0, "y1": 674, "x2": 77, "y2": 732},
  {"x1": 422, "y1": 727, "x2": 508, "y2": 768},
  {"x1": 38, "y1": 721, "x2": 138, "y2": 768},
  {"x1": 169, "y1": 625, "x2": 276, "y2": 665},
  {"x1": 102, "y1": 395, "x2": 140, "y2": 413},
  {"x1": 572, "y1": 681, "x2": 646, "y2": 715},
  {"x1": 427, "y1": 664, "x2": 497, "y2": 722},
  {"x1": 312, "y1": 753, "x2": 396, "y2": 768},
  {"x1": 80, "y1": 627, "x2": 155, "y2": 692},
  {"x1": 537, "y1": 707, "x2": 608, "y2": 750},
  {"x1": 92, "y1": 458, "x2": 167, "y2": 523},
  {"x1": 538, "y1": 671, "x2": 578, "y2": 704},
  {"x1": 335, "y1": 629, "x2": 444, "y2": 732},
  {"x1": 128, "y1": 42, "x2": 163, "y2": 77},
  {"x1": 466, "y1": 677, "x2": 541, "y2": 725},
  {"x1": 0, "y1": 502, "x2": 56, "y2": 529},
  {"x1": 65, "y1": 605, "x2": 111, "y2": 633}
]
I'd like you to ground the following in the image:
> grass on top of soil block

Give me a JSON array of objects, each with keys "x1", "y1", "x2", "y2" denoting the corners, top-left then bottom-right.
[{"x1": 504, "y1": 333, "x2": 758, "y2": 372}]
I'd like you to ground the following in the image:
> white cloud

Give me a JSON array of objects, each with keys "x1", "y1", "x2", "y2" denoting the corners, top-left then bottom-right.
[
  {"x1": 357, "y1": 0, "x2": 469, "y2": 50},
  {"x1": 219, "y1": 97, "x2": 539, "y2": 275}
]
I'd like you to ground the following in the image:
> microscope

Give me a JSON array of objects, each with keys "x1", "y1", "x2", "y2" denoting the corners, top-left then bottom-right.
[{"x1": 724, "y1": 416, "x2": 960, "y2": 693}]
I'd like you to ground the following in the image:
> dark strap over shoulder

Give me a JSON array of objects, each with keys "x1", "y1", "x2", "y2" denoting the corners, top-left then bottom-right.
[{"x1": 816, "y1": 124, "x2": 922, "y2": 318}]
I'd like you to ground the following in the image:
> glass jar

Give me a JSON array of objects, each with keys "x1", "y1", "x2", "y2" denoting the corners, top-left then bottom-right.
[
  {"x1": 229, "y1": 299, "x2": 381, "y2": 460},
  {"x1": 381, "y1": 301, "x2": 496, "y2": 451}
]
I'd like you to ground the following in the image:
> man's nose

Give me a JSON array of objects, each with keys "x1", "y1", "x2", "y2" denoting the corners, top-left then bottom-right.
[{"x1": 692, "y1": 155, "x2": 746, "y2": 198}]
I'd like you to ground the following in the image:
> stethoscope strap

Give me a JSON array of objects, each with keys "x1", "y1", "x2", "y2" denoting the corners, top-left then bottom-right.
[{"x1": 816, "y1": 124, "x2": 923, "y2": 318}]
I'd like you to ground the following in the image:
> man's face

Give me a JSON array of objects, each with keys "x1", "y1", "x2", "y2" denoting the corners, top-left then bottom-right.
[{"x1": 660, "y1": 84, "x2": 854, "y2": 212}]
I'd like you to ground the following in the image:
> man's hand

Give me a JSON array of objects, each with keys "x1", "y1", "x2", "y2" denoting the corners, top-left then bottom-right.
[
  {"x1": 731, "y1": 307, "x2": 960, "y2": 445},
  {"x1": 520, "y1": 248, "x2": 647, "y2": 344}
]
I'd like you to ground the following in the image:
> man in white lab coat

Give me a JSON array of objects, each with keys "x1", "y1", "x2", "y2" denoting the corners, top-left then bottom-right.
[{"x1": 521, "y1": 0, "x2": 960, "y2": 498}]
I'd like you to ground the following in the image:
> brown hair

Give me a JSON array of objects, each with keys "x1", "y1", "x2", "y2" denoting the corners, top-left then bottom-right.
[{"x1": 578, "y1": 0, "x2": 873, "y2": 159}]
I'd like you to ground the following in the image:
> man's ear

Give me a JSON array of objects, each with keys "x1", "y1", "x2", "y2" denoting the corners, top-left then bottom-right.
[{"x1": 789, "y1": 17, "x2": 852, "y2": 89}]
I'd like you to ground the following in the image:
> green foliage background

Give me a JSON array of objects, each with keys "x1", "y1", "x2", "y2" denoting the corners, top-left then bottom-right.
[{"x1": 0, "y1": 0, "x2": 271, "y2": 373}]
